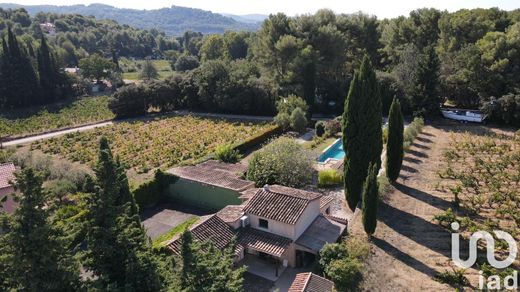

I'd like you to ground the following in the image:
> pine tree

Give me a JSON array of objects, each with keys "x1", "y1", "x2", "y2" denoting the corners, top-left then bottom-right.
[
  {"x1": 362, "y1": 163, "x2": 379, "y2": 235},
  {"x1": 0, "y1": 168, "x2": 80, "y2": 291},
  {"x1": 179, "y1": 230, "x2": 244, "y2": 292},
  {"x1": 342, "y1": 55, "x2": 383, "y2": 210},
  {"x1": 386, "y1": 98, "x2": 404, "y2": 182},
  {"x1": 84, "y1": 136, "x2": 164, "y2": 291},
  {"x1": 412, "y1": 45, "x2": 440, "y2": 116}
]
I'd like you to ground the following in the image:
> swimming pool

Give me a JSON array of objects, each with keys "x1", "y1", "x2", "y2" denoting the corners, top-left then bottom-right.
[{"x1": 318, "y1": 139, "x2": 345, "y2": 163}]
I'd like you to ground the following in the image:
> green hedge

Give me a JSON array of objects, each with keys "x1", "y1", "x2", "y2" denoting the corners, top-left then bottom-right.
[
  {"x1": 132, "y1": 169, "x2": 179, "y2": 208},
  {"x1": 403, "y1": 117, "x2": 425, "y2": 150},
  {"x1": 233, "y1": 125, "x2": 282, "y2": 153}
]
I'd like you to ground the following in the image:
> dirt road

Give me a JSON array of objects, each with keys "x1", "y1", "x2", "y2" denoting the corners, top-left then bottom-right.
[{"x1": 350, "y1": 125, "x2": 479, "y2": 291}]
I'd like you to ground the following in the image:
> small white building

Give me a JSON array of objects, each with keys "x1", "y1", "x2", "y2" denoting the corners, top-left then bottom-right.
[{"x1": 39, "y1": 22, "x2": 56, "y2": 35}]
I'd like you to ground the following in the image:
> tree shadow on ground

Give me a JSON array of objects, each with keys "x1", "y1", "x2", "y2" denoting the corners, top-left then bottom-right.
[
  {"x1": 404, "y1": 156, "x2": 423, "y2": 164},
  {"x1": 378, "y1": 202, "x2": 455, "y2": 259},
  {"x1": 411, "y1": 142, "x2": 430, "y2": 150},
  {"x1": 393, "y1": 182, "x2": 452, "y2": 210},
  {"x1": 401, "y1": 165, "x2": 418, "y2": 173},
  {"x1": 406, "y1": 149, "x2": 429, "y2": 159},
  {"x1": 416, "y1": 136, "x2": 433, "y2": 143},
  {"x1": 371, "y1": 237, "x2": 440, "y2": 278}
]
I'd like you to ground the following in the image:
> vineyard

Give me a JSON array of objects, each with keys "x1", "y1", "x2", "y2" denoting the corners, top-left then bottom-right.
[
  {"x1": 437, "y1": 130, "x2": 520, "y2": 251},
  {"x1": 1, "y1": 96, "x2": 114, "y2": 137},
  {"x1": 31, "y1": 115, "x2": 275, "y2": 174}
]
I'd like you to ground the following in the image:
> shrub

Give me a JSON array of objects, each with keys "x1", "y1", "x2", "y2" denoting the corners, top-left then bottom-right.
[
  {"x1": 324, "y1": 117, "x2": 341, "y2": 136},
  {"x1": 434, "y1": 268, "x2": 469, "y2": 287},
  {"x1": 290, "y1": 107, "x2": 307, "y2": 133},
  {"x1": 318, "y1": 169, "x2": 343, "y2": 187},
  {"x1": 325, "y1": 257, "x2": 363, "y2": 291},
  {"x1": 109, "y1": 84, "x2": 148, "y2": 118},
  {"x1": 274, "y1": 112, "x2": 290, "y2": 130},
  {"x1": 246, "y1": 137, "x2": 313, "y2": 188},
  {"x1": 403, "y1": 117, "x2": 424, "y2": 150},
  {"x1": 215, "y1": 144, "x2": 241, "y2": 163},
  {"x1": 174, "y1": 55, "x2": 200, "y2": 72},
  {"x1": 315, "y1": 121, "x2": 326, "y2": 137}
]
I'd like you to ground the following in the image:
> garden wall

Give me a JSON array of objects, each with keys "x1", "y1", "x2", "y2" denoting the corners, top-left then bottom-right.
[{"x1": 165, "y1": 178, "x2": 242, "y2": 211}]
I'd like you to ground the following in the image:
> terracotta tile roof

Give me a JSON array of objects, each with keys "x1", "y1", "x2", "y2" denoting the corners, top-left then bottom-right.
[
  {"x1": 239, "y1": 188, "x2": 259, "y2": 200},
  {"x1": 166, "y1": 214, "x2": 236, "y2": 254},
  {"x1": 295, "y1": 215, "x2": 347, "y2": 253},
  {"x1": 320, "y1": 196, "x2": 334, "y2": 209},
  {"x1": 243, "y1": 185, "x2": 322, "y2": 225},
  {"x1": 289, "y1": 272, "x2": 335, "y2": 292},
  {"x1": 238, "y1": 227, "x2": 292, "y2": 257},
  {"x1": 167, "y1": 160, "x2": 254, "y2": 192},
  {"x1": 216, "y1": 205, "x2": 244, "y2": 223},
  {"x1": 0, "y1": 163, "x2": 16, "y2": 189}
]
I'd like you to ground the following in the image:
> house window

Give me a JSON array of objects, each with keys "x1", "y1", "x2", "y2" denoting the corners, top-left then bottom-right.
[
  {"x1": 325, "y1": 207, "x2": 330, "y2": 215},
  {"x1": 259, "y1": 218, "x2": 269, "y2": 229}
]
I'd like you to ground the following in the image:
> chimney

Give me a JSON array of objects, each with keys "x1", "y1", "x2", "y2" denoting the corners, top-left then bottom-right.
[{"x1": 263, "y1": 184, "x2": 270, "y2": 192}]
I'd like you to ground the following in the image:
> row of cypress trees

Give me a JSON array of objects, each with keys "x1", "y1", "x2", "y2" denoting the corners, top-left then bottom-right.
[
  {"x1": 342, "y1": 54, "x2": 405, "y2": 236},
  {"x1": 0, "y1": 27, "x2": 69, "y2": 109}
]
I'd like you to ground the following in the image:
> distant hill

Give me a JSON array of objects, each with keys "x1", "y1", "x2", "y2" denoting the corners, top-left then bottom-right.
[
  {"x1": 222, "y1": 13, "x2": 268, "y2": 24},
  {"x1": 0, "y1": 3, "x2": 261, "y2": 35}
]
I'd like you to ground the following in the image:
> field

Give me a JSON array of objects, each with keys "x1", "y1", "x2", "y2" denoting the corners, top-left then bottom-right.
[
  {"x1": 437, "y1": 130, "x2": 520, "y2": 246},
  {"x1": 31, "y1": 115, "x2": 276, "y2": 174},
  {"x1": 120, "y1": 59, "x2": 173, "y2": 80},
  {"x1": 1, "y1": 96, "x2": 114, "y2": 137}
]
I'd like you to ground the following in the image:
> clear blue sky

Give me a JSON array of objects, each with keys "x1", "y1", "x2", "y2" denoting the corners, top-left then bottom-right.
[{"x1": 5, "y1": 0, "x2": 519, "y2": 18}]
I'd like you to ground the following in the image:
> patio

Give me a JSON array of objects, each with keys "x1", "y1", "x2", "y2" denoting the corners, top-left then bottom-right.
[{"x1": 239, "y1": 254, "x2": 287, "y2": 282}]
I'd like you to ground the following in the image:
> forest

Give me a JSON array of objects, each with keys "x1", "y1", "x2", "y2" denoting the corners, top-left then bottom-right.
[{"x1": 1, "y1": 7, "x2": 520, "y2": 123}]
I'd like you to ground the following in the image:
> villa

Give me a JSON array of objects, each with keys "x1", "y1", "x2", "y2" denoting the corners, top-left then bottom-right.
[{"x1": 166, "y1": 184, "x2": 347, "y2": 280}]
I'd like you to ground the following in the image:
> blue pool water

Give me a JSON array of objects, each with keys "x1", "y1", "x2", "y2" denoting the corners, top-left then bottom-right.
[{"x1": 318, "y1": 139, "x2": 345, "y2": 162}]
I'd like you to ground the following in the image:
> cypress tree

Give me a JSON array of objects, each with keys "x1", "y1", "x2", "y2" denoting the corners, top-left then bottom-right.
[
  {"x1": 84, "y1": 136, "x2": 164, "y2": 290},
  {"x1": 37, "y1": 35, "x2": 56, "y2": 103},
  {"x1": 342, "y1": 55, "x2": 383, "y2": 210},
  {"x1": 362, "y1": 163, "x2": 379, "y2": 235},
  {"x1": 386, "y1": 98, "x2": 404, "y2": 182},
  {"x1": 1, "y1": 27, "x2": 40, "y2": 108},
  {"x1": 0, "y1": 168, "x2": 80, "y2": 291}
]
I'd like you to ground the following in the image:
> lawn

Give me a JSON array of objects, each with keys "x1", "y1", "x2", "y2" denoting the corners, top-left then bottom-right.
[
  {"x1": 120, "y1": 59, "x2": 173, "y2": 80},
  {"x1": 0, "y1": 96, "x2": 114, "y2": 137},
  {"x1": 152, "y1": 216, "x2": 199, "y2": 249},
  {"x1": 31, "y1": 115, "x2": 276, "y2": 174}
]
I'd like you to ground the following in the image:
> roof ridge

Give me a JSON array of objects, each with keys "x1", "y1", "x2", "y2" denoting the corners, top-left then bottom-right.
[{"x1": 301, "y1": 272, "x2": 312, "y2": 291}]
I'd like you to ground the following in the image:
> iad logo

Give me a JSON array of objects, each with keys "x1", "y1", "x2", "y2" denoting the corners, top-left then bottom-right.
[{"x1": 451, "y1": 222, "x2": 518, "y2": 290}]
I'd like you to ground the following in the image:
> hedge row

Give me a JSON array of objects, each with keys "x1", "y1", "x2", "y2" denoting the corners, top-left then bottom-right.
[
  {"x1": 132, "y1": 169, "x2": 179, "y2": 208},
  {"x1": 233, "y1": 124, "x2": 282, "y2": 154}
]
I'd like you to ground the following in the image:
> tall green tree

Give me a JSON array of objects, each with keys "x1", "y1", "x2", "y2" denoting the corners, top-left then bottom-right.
[
  {"x1": 342, "y1": 55, "x2": 383, "y2": 210},
  {"x1": 179, "y1": 230, "x2": 244, "y2": 292},
  {"x1": 386, "y1": 98, "x2": 404, "y2": 182},
  {"x1": 0, "y1": 168, "x2": 80, "y2": 291},
  {"x1": 37, "y1": 34, "x2": 69, "y2": 103},
  {"x1": 84, "y1": 136, "x2": 165, "y2": 290},
  {"x1": 411, "y1": 46, "x2": 440, "y2": 116},
  {"x1": 138, "y1": 60, "x2": 159, "y2": 80},
  {"x1": 0, "y1": 27, "x2": 40, "y2": 108},
  {"x1": 362, "y1": 163, "x2": 379, "y2": 235}
]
